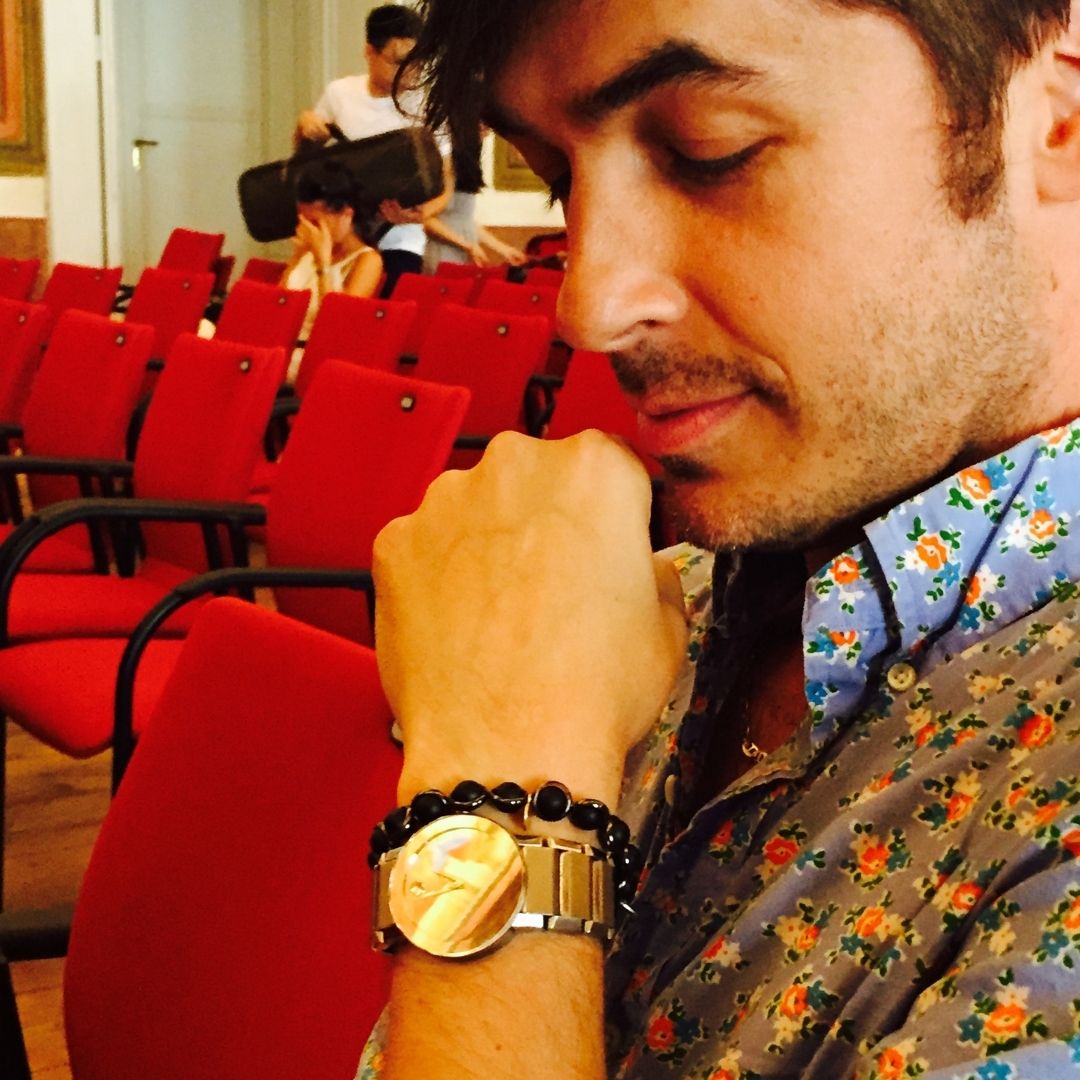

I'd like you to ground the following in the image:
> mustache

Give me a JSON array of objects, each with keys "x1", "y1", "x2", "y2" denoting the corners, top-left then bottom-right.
[{"x1": 608, "y1": 345, "x2": 790, "y2": 406}]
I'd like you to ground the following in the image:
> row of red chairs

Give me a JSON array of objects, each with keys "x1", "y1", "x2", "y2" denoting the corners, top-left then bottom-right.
[{"x1": 0, "y1": 341, "x2": 472, "y2": 1075}]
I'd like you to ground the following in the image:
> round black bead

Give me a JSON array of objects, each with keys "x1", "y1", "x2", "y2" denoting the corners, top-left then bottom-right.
[
  {"x1": 610, "y1": 844, "x2": 638, "y2": 875},
  {"x1": 615, "y1": 876, "x2": 637, "y2": 902},
  {"x1": 367, "y1": 849, "x2": 382, "y2": 870},
  {"x1": 383, "y1": 805, "x2": 412, "y2": 847},
  {"x1": 490, "y1": 781, "x2": 528, "y2": 813},
  {"x1": 410, "y1": 789, "x2": 450, "y2": 826},
  {"x1": 449, "y1": 779, "x2": 490, "y2": 812},
  {"x1": 602, "y1": 815, "x2": 631, "y2": 853},
  {"x1": 369, "y1": 823, "x2": 391, "y2": 857},
  {"x1": 569, "y1": 798, "x2": 610, "y2": 832},
  {"x1": 533, "y1": 781, "x2": 573, "y2": 822}
]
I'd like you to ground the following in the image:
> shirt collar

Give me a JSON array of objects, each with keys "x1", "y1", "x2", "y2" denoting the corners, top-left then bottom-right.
[{"x1": 802, "y1": 421, "x2": 1080, "y2": 746}]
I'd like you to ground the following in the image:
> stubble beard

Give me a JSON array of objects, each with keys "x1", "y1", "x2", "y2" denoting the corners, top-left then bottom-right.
[{"x1": 612, "y1": 198, "x2": 1049, "y2": 555}]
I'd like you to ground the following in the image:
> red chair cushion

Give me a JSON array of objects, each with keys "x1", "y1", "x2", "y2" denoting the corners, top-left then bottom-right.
[
  {"x1": 6, "y1": 558, "x2": 200, "y2": 641},
  {"x1": 0, "y1": 637, "x2": 180, "y2": 756}
]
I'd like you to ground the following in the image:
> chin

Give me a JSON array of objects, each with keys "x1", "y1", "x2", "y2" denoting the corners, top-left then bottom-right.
[{"x1": 659, "y1": 473, "x2": 835, "y2": 554}]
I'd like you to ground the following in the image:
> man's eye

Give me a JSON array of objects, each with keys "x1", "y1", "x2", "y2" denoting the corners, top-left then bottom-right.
[{"x1": 667, "y1": 139, "x2": 769, "y2": 187}]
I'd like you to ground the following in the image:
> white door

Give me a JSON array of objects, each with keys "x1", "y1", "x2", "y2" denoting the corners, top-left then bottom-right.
[{"x1": 110, "y1": 0, "x2": 305, "y2": 276}]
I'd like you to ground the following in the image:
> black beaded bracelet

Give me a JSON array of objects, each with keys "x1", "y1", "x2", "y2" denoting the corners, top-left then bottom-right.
[{"x1": 368, "y1": 779, "x2": 643, "y2": 908}]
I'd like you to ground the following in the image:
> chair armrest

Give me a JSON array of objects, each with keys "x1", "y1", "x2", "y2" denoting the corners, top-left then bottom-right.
[
  {"x1": 0, "y1": 455, "x2": 134, "y2": 481},
  {"x1": 453, "y1": 435, "x2": 492, "y2": 451},
  {"x1": 0, "y1": 498, "x2": 267, "y2": 645},
  {"x1": 0, "y1": 904, "x2": 73, "y2": 963},
  {"x1": 112, "y1": 565, "x2": 375, "y2": 790}
]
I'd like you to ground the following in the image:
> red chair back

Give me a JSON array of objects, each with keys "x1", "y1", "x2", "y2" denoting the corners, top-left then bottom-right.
[
  {"x1": 135, "y1": 333, "x2": 287, "y2": 570},
  {"x1": 269, "y1": 360, "x2": 469, "y2": 643},
  {"x1": 0, "y1": 298, "x2": 50, "y2": 423},
  {"x1": 474, "y1": 278, "x2": 559, "y2": 335},
  {"x1": 214, "y1": 279, "x2": 309, "y2": 349},
  {"x1": 21, "y1": 312, "x2": 154, "y2": 513},
  {"x1": 414, "y1": 302, "x2": 550, "y2": 440},
  {"x1": 240, "y1": 256, "x2": 288, "y2": 284},
  {"x1": 293, "y1": 293, "x2": 417, "y2": 399},
  {"x1": 389, "y1": 272, "x2": 473, "y2": 355},
  {"x1": 39, "y1": 263, "x2": 123, "y2": 326},
  {"x1": 157, "y1": 227, "x2": 224, "y2": 273},
  {"x1": 0, "y1": 256, "x2": 40, "y2": 301},
  {"x1": 65, "y1": 597, "x2": 399, "y2": 1080},
  {"x1": 434, "y1": 261, "x2": 506, "y2": 303},
  {"x1": 124, "y1": 267, "x2": 214, "y2": 359}
]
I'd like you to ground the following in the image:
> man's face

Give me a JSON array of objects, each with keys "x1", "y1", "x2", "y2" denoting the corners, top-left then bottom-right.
[
  {"x1": 491, "y1": 0, "x2": 1051, "y2": 553},
  {"x1": 366, "y1": 36, "x2": 417, "y2": 96}
]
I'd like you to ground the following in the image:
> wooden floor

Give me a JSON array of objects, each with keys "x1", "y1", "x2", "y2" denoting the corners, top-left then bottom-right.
[{"x1": 7, "y1": 721, "x2": 111, "y2": 1078}]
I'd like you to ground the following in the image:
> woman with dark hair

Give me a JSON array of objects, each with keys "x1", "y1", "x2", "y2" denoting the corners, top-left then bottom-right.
[
  {"x1": 280, "y1": 159, "x2": 384, "y2": 338},
  {"x1": 421, "y1": 132, "x2": 526, "y2": 271}
]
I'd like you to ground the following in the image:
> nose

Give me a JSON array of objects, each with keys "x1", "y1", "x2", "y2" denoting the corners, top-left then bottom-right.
[{"x1": 555, "y1": 167, "x2": 688, "y2": 354}]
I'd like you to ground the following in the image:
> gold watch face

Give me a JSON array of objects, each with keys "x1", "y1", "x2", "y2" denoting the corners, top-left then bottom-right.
[{"x1": 388, "y1": 814, "x2": 526, "y2": 958}]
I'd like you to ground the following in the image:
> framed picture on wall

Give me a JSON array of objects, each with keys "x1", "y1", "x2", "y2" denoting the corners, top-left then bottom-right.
[
  {"x1": 492, "y1": 135, "x2": 546, "y2": 193},
  {"x1": 0, "y1": 0, "x2": 45, "y2": 174}
]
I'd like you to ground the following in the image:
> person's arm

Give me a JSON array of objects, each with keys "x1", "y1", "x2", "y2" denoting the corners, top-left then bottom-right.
[
  {"x1": 477, "y1": 226, "x2": 528, "y2": 267},
  {"x1": 423, "y1": 215, "x2": 489, "y2": 265},
  {"x1": 342, "y1": 248, "x2": 384, "y2": 298},
  {"x1": 372, "y1": 431, "x2": 689, "y2": 1079}
]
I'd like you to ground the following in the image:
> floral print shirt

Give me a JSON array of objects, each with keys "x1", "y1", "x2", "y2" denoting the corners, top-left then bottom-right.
[{"x1": 359, "y1": 423, "x2": 1080, "y2": 1079}]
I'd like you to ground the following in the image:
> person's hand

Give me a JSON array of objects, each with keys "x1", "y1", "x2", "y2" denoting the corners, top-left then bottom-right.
[
  {"x1": 490, "y1": 239, "x2": 528, "y2": 266},
  {"x1": 379, "y1": 198, "x2": 425, "y2": 225},
  {"x1": 294, "y1": 215, "x2": 333, "y2": 269},
  {"x1": 468, "y1": 243, "x2": 491, "y2": 266},
  {"x1": 373, "y1": 431, "x2": 689, "y2": 808},
  {"x1": 296, "y1": 110, "x2": 331, "y2": 143}
]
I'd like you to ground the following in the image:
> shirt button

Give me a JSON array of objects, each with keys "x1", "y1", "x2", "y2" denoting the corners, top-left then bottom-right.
[
  {"x1": 664, "y1": 773, "x2": 678, "y2": 807},
  {"x1": 887, "y1": 662, "x2": 917, "y2": 692}
]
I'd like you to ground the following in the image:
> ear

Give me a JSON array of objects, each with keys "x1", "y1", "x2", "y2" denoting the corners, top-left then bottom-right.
[{"x1": 1035, "y1": 4, "x2": 1080, "y2": 201}]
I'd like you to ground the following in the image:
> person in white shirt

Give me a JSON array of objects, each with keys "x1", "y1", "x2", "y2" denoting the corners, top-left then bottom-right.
[{"x1": 295, "y1": 4, "x2": 448, "y2": 296}]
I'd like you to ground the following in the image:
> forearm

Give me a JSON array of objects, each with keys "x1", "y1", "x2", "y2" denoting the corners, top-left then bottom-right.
[{"x1": 384, "y1": 935, "x2": 607, "y2": 1080}]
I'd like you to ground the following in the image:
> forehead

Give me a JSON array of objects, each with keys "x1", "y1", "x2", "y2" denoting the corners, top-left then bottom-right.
[{"x1": 490, "y1": 0, "x2": 935, "y2": 129}]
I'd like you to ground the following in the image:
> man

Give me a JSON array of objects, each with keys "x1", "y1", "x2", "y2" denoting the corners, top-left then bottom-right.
[
  {"x1": 365, "y1": 1, "x2": 1080, "y2": 1077},
  {"x1": 295, "y1": 4, "x2": 446, "y2": 295}
]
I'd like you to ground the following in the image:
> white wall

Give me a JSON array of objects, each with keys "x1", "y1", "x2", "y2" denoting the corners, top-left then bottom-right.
[
  {"x1": 0, "y1": 177, "x2": 46, "y2": 218},
  {"x1": 43, "y1": 0, "x2": 106, "y2": 265}
]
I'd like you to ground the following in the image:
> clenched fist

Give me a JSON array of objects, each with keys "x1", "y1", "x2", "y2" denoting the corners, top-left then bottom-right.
[{"x1": 373, "y1": 430, "x2": 689, "y2": 808}]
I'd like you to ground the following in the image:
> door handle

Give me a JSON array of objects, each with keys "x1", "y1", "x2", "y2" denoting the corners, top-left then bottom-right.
[{"x1": 131, "y1": 138, "x2": 159, "y2": 171}]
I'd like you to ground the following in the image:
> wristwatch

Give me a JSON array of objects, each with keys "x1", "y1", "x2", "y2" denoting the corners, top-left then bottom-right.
[{"x1": 372, "y1": 814, "x2": 616, "y2": 958}]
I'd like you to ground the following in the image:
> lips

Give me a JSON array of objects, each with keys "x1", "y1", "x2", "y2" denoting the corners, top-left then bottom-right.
[{"x1": 634, "y1": 393, "x2": 751, "y2": 457}]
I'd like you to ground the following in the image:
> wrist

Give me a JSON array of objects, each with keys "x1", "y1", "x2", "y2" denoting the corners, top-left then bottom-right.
[{"x1": 397, "y1": 748, "x2": 625, "y2": 814}]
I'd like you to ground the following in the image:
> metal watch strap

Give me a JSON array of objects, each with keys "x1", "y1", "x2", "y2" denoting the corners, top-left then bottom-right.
[{"x1": 372, "y1": 833, "x2": 616, "y2": 953}]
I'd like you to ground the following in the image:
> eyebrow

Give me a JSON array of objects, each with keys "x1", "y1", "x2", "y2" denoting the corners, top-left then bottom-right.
[
  {"x1": 484, "y1": 39, "x2": 765, "y2": 136},
  {"x1": 569, "y1": 40, "x2": 764, "y2": 123}
]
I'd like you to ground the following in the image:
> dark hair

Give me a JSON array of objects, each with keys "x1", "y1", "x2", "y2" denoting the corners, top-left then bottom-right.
[
  {"x1": 451, "y1": 130, "x2": 485, "y2": 195},
  {"x1": 295, "y1": 159, "x2": 355, "y2": 212},
  {"x1": 408, "y1": 0, "x2": 1071, "y2": 219},
  {"x1": 294, "y1": 160, "x2": 382, "y2": 246},
  {"x1": 366, "y1": 4, "x2": 423, "y2": 52}
]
